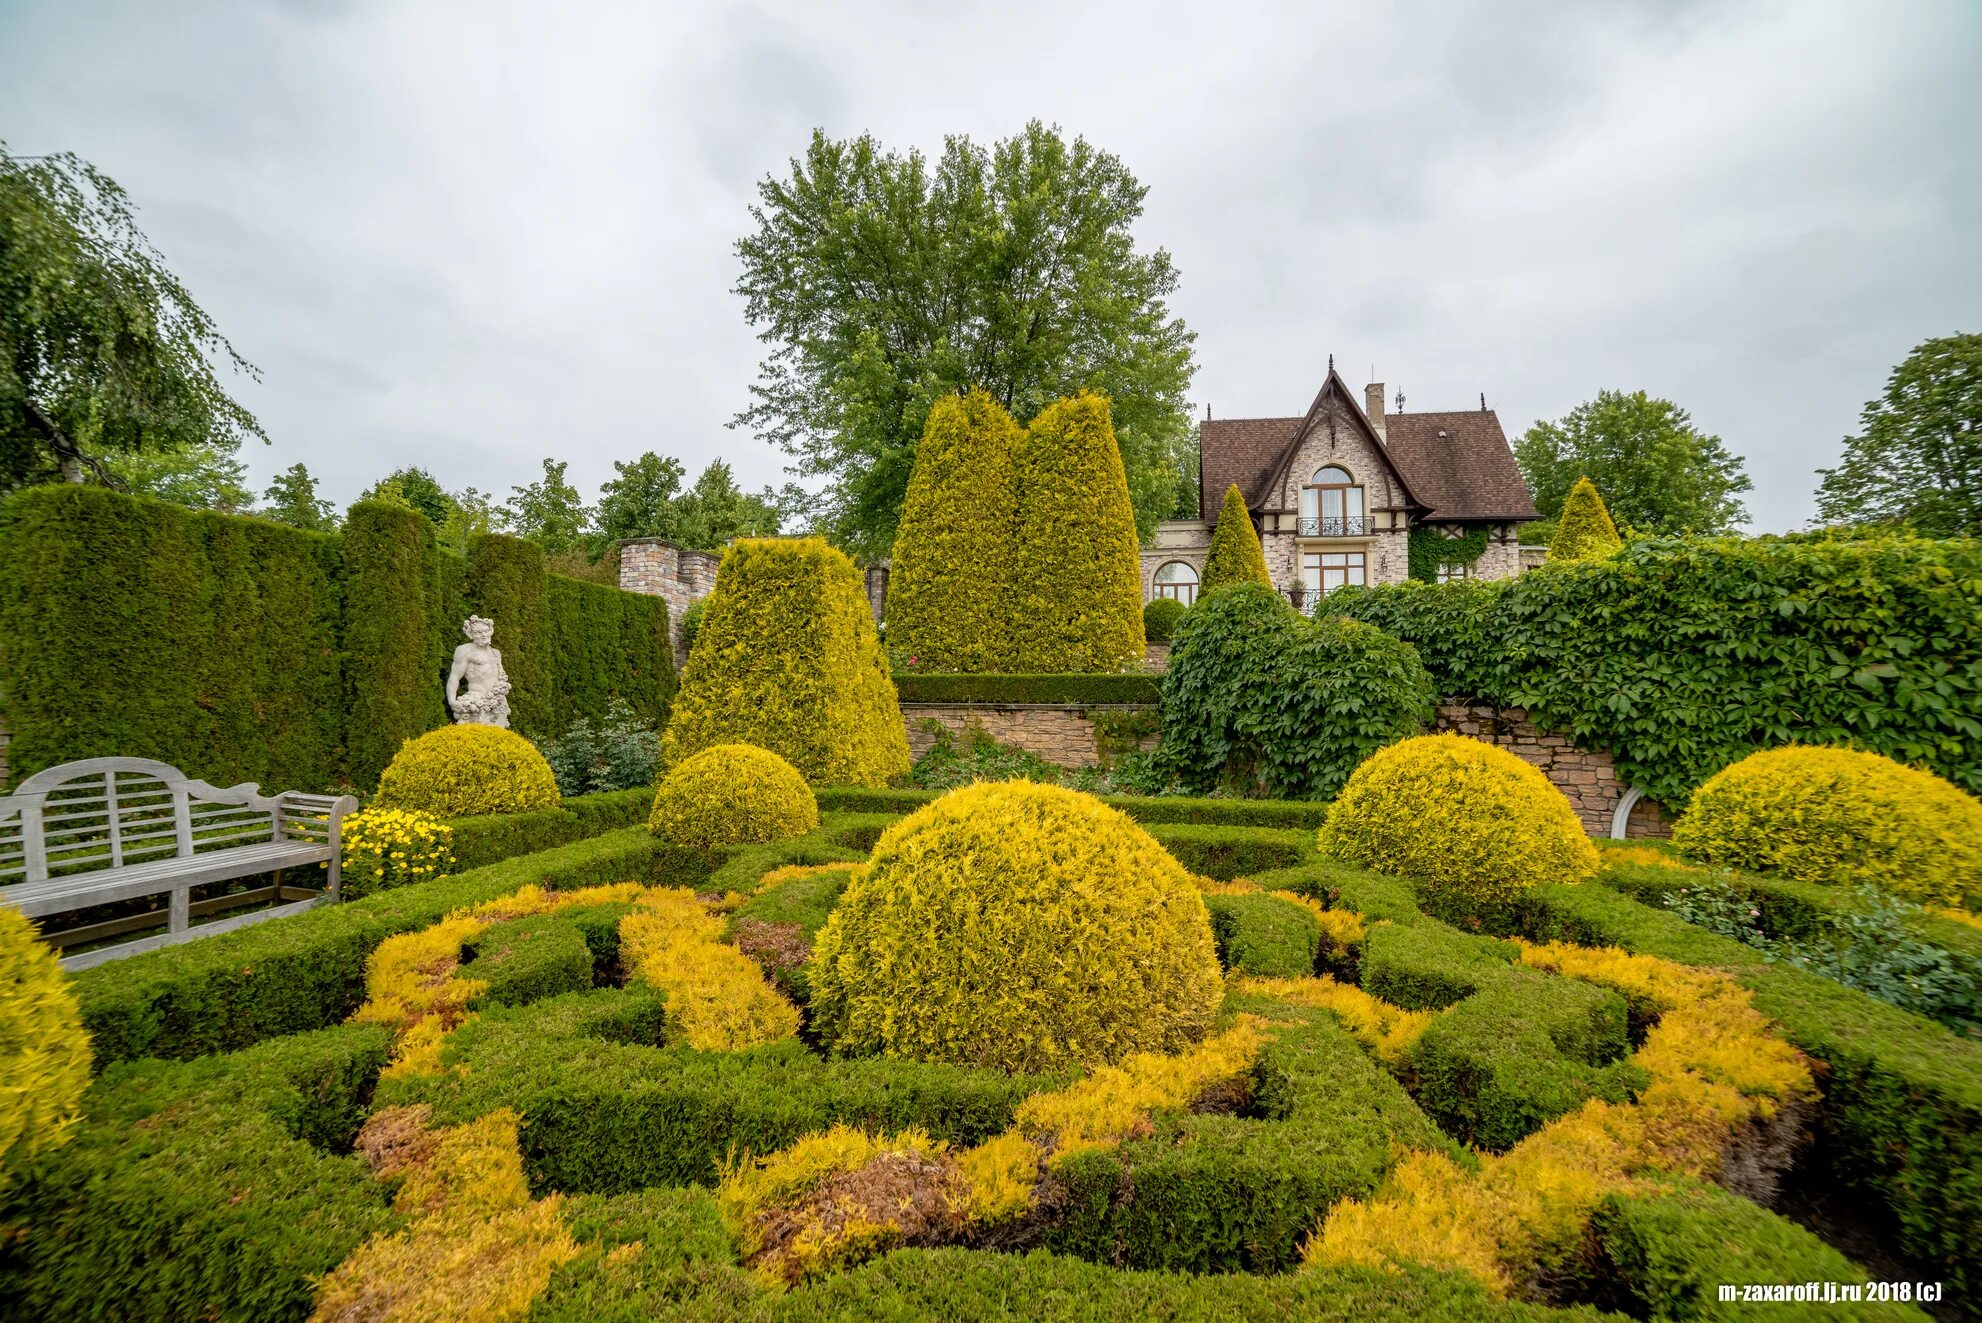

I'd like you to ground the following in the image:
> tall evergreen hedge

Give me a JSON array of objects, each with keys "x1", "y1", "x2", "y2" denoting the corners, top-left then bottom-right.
[
  {"x1": 1006, "y1": 393, "x2": 1146, "y2": 672},
  {"x1": 1329, "y1": 535, "x2": 1982, "y2": 803},
  {"x1": 0, "y1": 487, "x2": 672, "y2": 792},
  {"x1": 466, "y1": 533, "x2": 550, "y2": 736},
  {"x1": 886, "y1": 390, "x2": 1021, "y2": 672}
]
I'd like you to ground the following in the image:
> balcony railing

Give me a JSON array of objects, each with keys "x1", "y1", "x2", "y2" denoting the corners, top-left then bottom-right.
[
  {"x1": 1284, "y1": 587, "x2": 1319, "y2": 613},
  {"x1": 1297, "y1": 516, "x2": 1371, "y2": 537}
]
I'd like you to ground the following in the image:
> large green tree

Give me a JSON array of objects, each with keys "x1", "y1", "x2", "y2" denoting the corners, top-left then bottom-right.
[
  {"x1": 594, "y1": 451, "x2": 687, "y2": 545},
  {"x1": 503, "y1": 459, "x2": 591, "y2": 555},
  {"x1": 734, "y1": 121, "x2": 1197, "y2": 557},
  {"x1": 594, "y1": 452, "x2": 778, "y2": 552},
  {"x1": 262, "y1": 462, "x2": 335, "y2": 530},
  {"x1": 1816, "y1": 333, "x2": 1981, "y2": 538},
  {"x1": 1515, "y1": 390, "x2": 1750, "y2": 534},
  {"x1": 0, "y1": 147, "x2": 264, "y2": 492},
  {"x1": 102, "y1": 440, "x2": 252, "y2": 512},
  {"x1": 361, "y1": 466, "x2": 455, "y2": 526}
]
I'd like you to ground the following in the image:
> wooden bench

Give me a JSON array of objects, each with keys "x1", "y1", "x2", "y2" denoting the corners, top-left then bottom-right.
[{"x1": 0, "y1": 757, "x2": 356, "y2": 971}]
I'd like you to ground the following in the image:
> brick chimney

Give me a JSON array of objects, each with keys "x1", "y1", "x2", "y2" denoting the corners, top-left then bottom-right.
[{"x1": 1365, "y1": 381, "x2": 1386, "y2": 443}]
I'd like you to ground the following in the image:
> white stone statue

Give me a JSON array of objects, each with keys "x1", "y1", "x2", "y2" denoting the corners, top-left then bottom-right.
[{"x1": 447, "y1": 615, "x2": 513, "y2": 728}]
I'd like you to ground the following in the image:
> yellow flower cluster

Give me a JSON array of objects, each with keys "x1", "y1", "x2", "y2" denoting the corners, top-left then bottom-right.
[
  {"x1": 1321, "y1": 734, "x2": 1600, "y2": 905},
  {"x1": 619, "y1": 887, "x2": 800, "y2": 1050},
  {"x1": 310, "y1": 1105, "x2": 577, "y2": 1323},
  {"x1": 0, "y1": 908, "x2": 92, "y2": 1194},
  {"x1": 1305, "y1": 940, "x2": 1815, "y2": 1295},
  {"x1": 1234, "y1": 975, "x2": 1428, "y2": 1067},
  {"x1": 341, "y1": 808, "x2": 456, "y2": 899}
]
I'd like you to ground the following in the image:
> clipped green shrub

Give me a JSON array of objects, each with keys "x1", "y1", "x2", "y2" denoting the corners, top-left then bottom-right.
[
  {"x1": 466, "y1": 532, "x2": 550, "y2": 735},
  {"x1": 1200, "y1": 483, "x2": 1272, "y2": 593},
  {"x1": 810, "y1": 781, "x2": 1223, "y2": 1073},
  {"x1": 1672, "y1": 746, "x2": 1982, "y2": 910},
  {"x1": 344, "y1": 499, "x2": 449, "y2": 791},
  {"x1": 1156, "y1": 583, "x2": 1435, "y2": 800},
  {"x1": 0, "y1": 908, "x2": 92, "y2": 1193},
  {"x1": 1142, "y1": 597, "x2": 1187, "y2": 643},
  {"x1": 1324, "y1": 579, "x2": 1508, "y2": 701},
  {"x1": 1320, "y1": 733, "x2": 1599, "y2": 904},
  {"x1": 662, "y1": 537, "x2": 909, "y2": 786},
  {"x1": 886, "y1": 389, "x2": 1023, "y2": 672},
  {"x1": 543, "y1": 570, "x2": 674, "y2": 734},
  {"x1": 1549, "y1": 476, "x2": 1621, "y2": 562},
  {"x1": 373, "y1": 723, "x2": 561, "y2": 818},
  {"x1": 648, "y1": 743, "x2": 820, "y2": 848},
  {"x1": 1004, "y1": 392, "x2": 1146, "y2": 673},
  {"x1": 679, "y1": 598, "x2": 705, "y2": 657}
]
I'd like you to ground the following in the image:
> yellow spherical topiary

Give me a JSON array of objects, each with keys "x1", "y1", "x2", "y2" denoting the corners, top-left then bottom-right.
[
  {"x1": 648, "y1": 742, "x2": 820, "y2": 848},
  {"x1": 1, "y1": 907, "x2": 93, "y2": 1193},
  {"x1": 1319, "y1": 733, "x2": 1600, "y2": 905},
  {"x1": 809, "y1": 781, "x2": 1224, "y2": 1074},
  {"x1": 372, "y1": 724, "x2": 561, "y2": 818},
  {"x1": 1673, "y1": 746, "x2": 1982, "y2": 910}
]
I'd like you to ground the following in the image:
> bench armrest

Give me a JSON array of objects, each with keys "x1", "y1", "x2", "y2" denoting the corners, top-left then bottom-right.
[{"x1": 275, "y1": 792, "x2": 360, "y2": 844}]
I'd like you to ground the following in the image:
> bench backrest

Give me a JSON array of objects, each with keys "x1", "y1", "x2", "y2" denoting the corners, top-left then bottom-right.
[{"x1": 0, "y1": 757, "x2": 292, "y2": 885}]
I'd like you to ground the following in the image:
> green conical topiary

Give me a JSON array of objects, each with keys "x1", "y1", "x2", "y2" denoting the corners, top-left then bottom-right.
[
  {"x1": 1003, "y1": 392, "x2": 1146, "y2": 672},
  {"x1": 1549, "y1": 476, "x2": 1622, "y2": 562},
  {"x1": 886, "y1": 389, "x2": 1022, "y2": 672},
  {"x1": 663, "y1": 537, "x2": 910, "y2": 786},
  {"x1": 1201, "y1": 484, "x2": 1272, "y2": 592}
]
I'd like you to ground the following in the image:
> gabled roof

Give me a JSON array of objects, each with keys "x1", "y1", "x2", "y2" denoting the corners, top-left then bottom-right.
[{"x1": 1198, "y1": 365, "x2": 1539, "y2": 523}]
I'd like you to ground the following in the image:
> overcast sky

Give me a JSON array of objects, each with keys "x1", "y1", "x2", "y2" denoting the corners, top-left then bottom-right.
[{"x1": 3, "y1": 0, "x2": 1975, "y2": 531}]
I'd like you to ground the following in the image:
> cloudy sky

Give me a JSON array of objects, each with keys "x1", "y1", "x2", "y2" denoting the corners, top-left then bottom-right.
[{"x1": 3, "y1": 0, "x2": 1974, "y2": 531}]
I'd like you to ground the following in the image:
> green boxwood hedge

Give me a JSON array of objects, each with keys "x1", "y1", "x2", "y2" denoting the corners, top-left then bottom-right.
[
  {"x1": 892, "y1": 672, "x2": 1163, "y2": 705},
  {"x1": 814, "y1": 785, "x2": 1331, "y2": 829}
]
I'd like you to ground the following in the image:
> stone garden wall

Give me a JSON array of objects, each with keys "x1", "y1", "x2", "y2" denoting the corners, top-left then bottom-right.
[
  {"x1": 903, "y1": 704, "x2": 1160, "y2": 769},
  {"x1": 1433, "y1": 701, "x2": 1674, "y2": 838}
]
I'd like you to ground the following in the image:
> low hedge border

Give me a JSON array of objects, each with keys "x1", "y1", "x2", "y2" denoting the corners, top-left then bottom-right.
[
  {"x1": 1521, "y1": 879, "x2": 1982, "y2": 1296},
  {"x1": 893, "y1": 672, "x2": 1163, "y2": 705},
  {"x1": 815, "y1": 785, "x2": 1331, "y2": 829},
  {"x1": 447, "y1": 786, "x2": 654, "y2": 872}
]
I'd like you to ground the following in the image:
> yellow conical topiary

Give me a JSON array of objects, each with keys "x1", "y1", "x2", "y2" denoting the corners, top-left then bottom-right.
[
  {"x1": 1548, "y1": 476, "x2": 1622, "y2": 562},
  {"x1": 1201, "y1": 484, "x2": 1272, "y2": 593}
]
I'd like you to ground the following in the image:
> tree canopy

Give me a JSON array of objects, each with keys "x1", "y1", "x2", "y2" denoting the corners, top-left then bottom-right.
[
  {"x1": 503, "y1": 459, "x2": 591, "y2": 555},
  {"x1": 1514, "y1": 390, "x2": 1750, "y2": 535},
  {"x1": 262, "y1": 462, "x2": 335, "y2": 531},
  {"x1": 1816, "y1": 333, "x2": 1981, "y2": 538},
  {"x1": 593, "y1": 452, "x2": 779, "y2": 552},
  {"x1": 1, "y1": 147, "x2": 265, "y2": 493},
  {"x1": 733, "y1": 121, "x2": 1197, "y2": 557}
]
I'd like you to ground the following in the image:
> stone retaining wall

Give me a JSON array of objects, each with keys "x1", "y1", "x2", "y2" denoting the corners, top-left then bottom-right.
[
  {"x1": 903, "y1": 704, "x2": 1158, "y2": 770},
  {"x1": 1434, "y1": 701, "x2": 1674, "y2": 838}
]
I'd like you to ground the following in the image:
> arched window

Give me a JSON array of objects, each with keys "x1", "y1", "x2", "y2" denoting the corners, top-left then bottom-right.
[
  {"x1": 1300, "y1": 465, "x2": 1366, "y2": 536},
  {"x1": 1153, "y1": 561, "x2": 1199, "y2": 606}
]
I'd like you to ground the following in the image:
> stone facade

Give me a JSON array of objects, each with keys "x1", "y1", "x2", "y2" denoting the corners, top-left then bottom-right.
[
  {"x1": 903, "y1": 704, "x2": 1159, "y2": 769},
  {"x1": 1434, "y1": 701, "x2": 1674, "y2": 838}
]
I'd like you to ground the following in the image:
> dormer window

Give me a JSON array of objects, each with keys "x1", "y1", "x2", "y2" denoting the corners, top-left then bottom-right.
[{"x1": 1299, "y1": 466, "x2": 1366, "y2": 536}]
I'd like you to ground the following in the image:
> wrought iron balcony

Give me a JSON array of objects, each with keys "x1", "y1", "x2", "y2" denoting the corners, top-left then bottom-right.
[{"x1": 1297, "y1": 516, "x2": 1371, "y2": 537}]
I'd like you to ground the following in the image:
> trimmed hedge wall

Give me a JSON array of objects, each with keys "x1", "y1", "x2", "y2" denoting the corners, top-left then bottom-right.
[
  {"x1": 0, "y1": 487, "x2": 671, "y2": 792},
  {"x1": 1329, "y1": 535, "x2": 1982, "y2": 802},
  {"x1": 893, "y1": 672, "x2": 1163, "y2": 705},
  {"x1": 814, "y1": 785, "x2": 1331, "y2": 829},
  {"x1": 446, "y1": 786, "x2": 655, "y2": 871}
]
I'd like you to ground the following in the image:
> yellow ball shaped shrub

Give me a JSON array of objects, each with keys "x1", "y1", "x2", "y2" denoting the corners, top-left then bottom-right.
[
  {"x1": 1673, "y1": 746, "x2": 1982, "y2": 910},
  {"x1": 648, "y1": 743, "x2": 820, "y2": 848},
  {"x1": 1319, "y1": 733, "x2": 1599, "y2": 904},
  {"x1": 1, "y1": 908, "x2": 92, "y2": 1193},
  {"x1": 809, "y1": 781, "x2": 1224, "y2": 1074},
  {"x1": 372, "y1": 724, "x2": 560, "y2": 818}
]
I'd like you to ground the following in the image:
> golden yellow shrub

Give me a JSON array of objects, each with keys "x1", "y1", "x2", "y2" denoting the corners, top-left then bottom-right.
[
  {"x1": 1234, "y1": 975, "x2": 1428, "y2": 1066},
  {"x1": 1319, "y1": 733, "x2": 1599, "y2": 905},
  {"x1": 809, "y1": 781, "x2": 1224, "y2": 1073},
  {"x1": 373, "y1": 724, "x2": 560, "y2": 818},
  {"x1": 619, "y1": 887, "x2": 800, "y2": 1050},
  {"x1": 0, "y1": 907, "x2": 92, "y2": 1193},
  {"x1": 1012, "y1": 1018, "x2": 1266, "y2": 1160},
  {"x1": 647, "y1": 742, "x2": 819, "y2": 848},
  {"x1": 1672, "y1": 745, "x2": 1982, "y2": 909}
]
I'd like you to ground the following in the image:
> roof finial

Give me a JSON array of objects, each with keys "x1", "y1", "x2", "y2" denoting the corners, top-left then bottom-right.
[
  {"x1": 1394, "y1": 388, "x2": 1405, "y2": 414},
  {"x1": 1480, "y1": 392, "x2": 1487, "y2": 412},
  {"x1": 1328, "y1": 353, "x2": 1334, "y2": 371}
]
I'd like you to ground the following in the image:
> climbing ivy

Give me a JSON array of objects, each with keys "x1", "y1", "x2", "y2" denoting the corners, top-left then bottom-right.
[{"x1": 1407, "y1": 526, "x2": 1491, "y2": 583}]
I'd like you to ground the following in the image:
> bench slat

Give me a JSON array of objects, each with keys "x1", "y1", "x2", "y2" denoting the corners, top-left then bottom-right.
[{"x1": 0, "y1": 841, "x2": 334, "y2": 918}]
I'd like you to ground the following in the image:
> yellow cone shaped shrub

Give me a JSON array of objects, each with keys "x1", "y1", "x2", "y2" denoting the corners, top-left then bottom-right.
[
  {"x1": 1672, "y1": 746, "x2": 1982, "y2": 910},
  {"x1": 1320, "y1": 733, "x2": 1599, "y2": 905},
  {"x1": 648, "y1": 742, "x2": 820, "y2": 848},
  {"x1": 886, "y1": 389, "x2": 1022, "y2": 672},
  {"x1": 663, "y1": 537, "x2": 910, "y2": 786},
  {"x1": 810, "y1": 781, "x2": 1224, "y2": 1074},
  {"x1": 0, "y1": 908, "x2": 92, "y2": 1194},
  {"x1": 1003, "y1": 393, "x2": 1147, "y2": 673},
  {"x1": 373, "y1": 724, "x2": 560, "y2": 818},
  {"x1": 1548, "y1": 476, "x2": 1622, "y2": 562},
  {"x1": 1201, "y1": 483, "x2": 1272, "y2": 593}
]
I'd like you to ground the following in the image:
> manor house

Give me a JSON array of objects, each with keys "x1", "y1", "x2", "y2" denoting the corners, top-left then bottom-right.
[{"x1": 1143, "y1": 360, "x2": 1540, "y2": 607}]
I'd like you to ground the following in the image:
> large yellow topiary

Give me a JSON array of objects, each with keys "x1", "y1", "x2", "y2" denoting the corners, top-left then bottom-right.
[
  {"x1": 663, "y1": 537, "x2": 910, "y2": 787},
  {"x1": 1319, "y1": 733, "x2": 1599, "y2": 905},
  {"x1": 372, "y1": 724, "x2": 561, "y2": 818},
  {"x1": 1200, "y1": 483, "x2": 1272, "y2": 594},
  {"x1": 809, "y1": 781, "x2": 1224, "y2": 1074},
  {"x1": 0, "y1": 908, "x2": 93, "y2": 1193},
  {"x1": 648, "y1": 743, "x2": 820, "y2": 848},
  {"x1": 1673, "y1": 746, "x2": 1982, "y2": 910}
]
